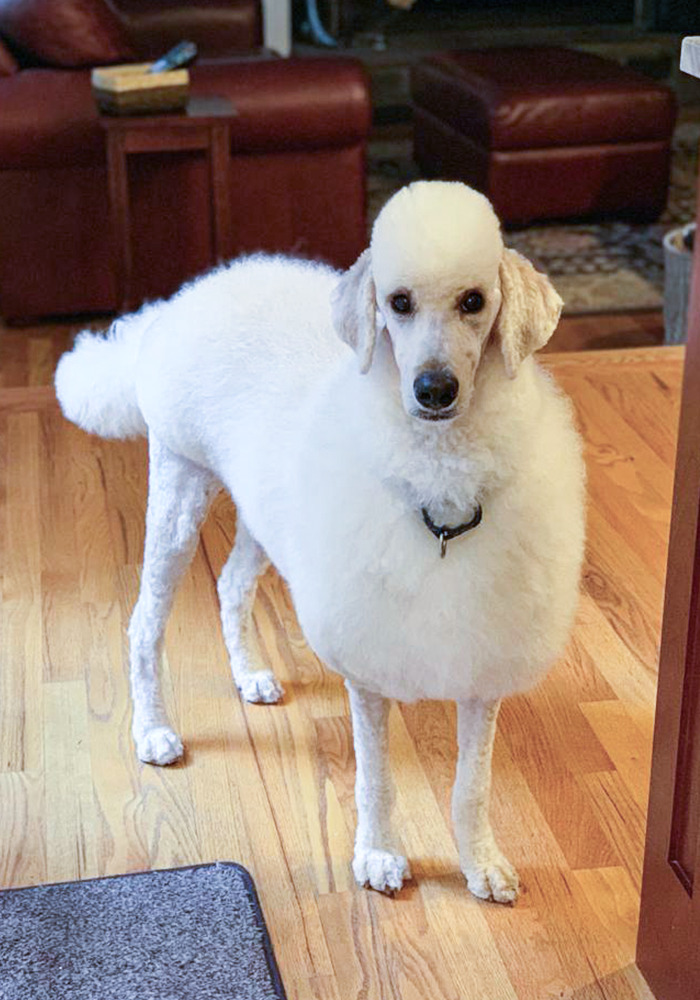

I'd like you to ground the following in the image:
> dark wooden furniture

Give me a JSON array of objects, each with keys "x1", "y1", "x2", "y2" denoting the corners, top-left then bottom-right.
[
  {"x1": 411, "y1": 47, "x2": 677, "y2": 225},
  {"x1": 636, "y1": 41, "x2": 700, "y2": 999},
  {"x1": 0, "y1": 40, "x2": 370, "y2": 321},
  {"x1": 102, "y1": 97, "x2": 234, "y2": 311}
]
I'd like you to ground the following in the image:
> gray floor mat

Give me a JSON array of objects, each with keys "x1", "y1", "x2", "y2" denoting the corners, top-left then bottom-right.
[{"x1": 0, "y1": 862, "x2": 287, "y2": 1000}]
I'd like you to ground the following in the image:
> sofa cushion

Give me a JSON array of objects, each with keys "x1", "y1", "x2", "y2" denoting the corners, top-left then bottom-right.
[
  {"x1": 411, "y1": 47, "x2": 677, "y2": 151},
  {"x1": 190, "y1": 58, "x2": 371, "y2": 153},
  {"x1": 0, "y1": 0, "x2": 133, "y2": 68},
  {"x1": 0, "y1": 35, "x2": 18, "y2": 74}
]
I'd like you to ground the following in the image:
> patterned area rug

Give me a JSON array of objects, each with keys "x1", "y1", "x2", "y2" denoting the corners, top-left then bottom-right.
[{"x1": 368, "y1": 123, "x2": 699, "y2": 315}]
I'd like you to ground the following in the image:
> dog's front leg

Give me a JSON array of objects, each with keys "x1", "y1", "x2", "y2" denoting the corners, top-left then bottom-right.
[
  {"x1": 346, "y1": 681, "x2": 410, "y2": 893},
  {"x1": 452, "y1": 697, "x2": 519, "y2": 903}
]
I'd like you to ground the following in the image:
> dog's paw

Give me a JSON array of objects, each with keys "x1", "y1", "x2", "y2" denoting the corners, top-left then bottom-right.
[
  {"x1": 135, "y1": 726, "x2": 184, "y2": 766},
  {"x1": 461, "y1": 846, "x2": 519, "y2": 904},
  {"x1": 238, "y1": 670, "x2": 284, "y2": 705},
  {"x1": 353, "y1": 848, "x2": 410, "y2": 894}
]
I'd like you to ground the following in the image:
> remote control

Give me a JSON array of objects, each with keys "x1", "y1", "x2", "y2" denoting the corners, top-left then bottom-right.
[{"x1": 149, "y1": 41, "x2": 198, "y2": 75}]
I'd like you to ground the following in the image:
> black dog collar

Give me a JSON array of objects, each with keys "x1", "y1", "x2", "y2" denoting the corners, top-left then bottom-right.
[{"x1": 421, "y1": 503, "x2": 483, "y2": 558}]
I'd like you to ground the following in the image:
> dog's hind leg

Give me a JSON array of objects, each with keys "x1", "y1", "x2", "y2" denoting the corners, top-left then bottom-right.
[
  {"x1": 129, "y1": 434, "x2": 218, "y2": 765},
  {"x1": 217, "y1": 519, "x2": 283, "y2": 704},
  {"x1": 452, "y1": 697, "x2": 519, "y2": 903},
  {"x1": 347, "y1": 682, "x2": 410, "y2": 893}
]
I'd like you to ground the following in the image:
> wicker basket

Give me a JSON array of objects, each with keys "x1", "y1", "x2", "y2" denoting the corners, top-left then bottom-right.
[{"x1": 92, "y1": 63, "x2": 189, "y2": 115}]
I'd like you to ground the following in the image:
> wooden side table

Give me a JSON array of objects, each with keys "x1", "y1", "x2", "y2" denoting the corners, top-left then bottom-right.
[{"x1": 101, "y1": 96, "x2": 235, "y2": 312}]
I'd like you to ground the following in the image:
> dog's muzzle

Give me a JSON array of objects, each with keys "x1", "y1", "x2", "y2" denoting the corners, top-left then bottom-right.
[{"x1": 413, "y1": 369, "x2": 459, "y2": 418}]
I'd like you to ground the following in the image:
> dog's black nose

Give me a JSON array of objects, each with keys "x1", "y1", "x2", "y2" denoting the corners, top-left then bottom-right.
[{"x1": 413, "y1": 370, "x2": 459, "y2": 410}]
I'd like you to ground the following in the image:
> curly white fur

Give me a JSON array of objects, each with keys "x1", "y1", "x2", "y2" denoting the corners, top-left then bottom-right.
[
  {"x1": 55, "y1": 302, "x2": 161, "y2": 439},
  {"x1": 56, "y1": 181, "x2": 585, "y2": 901}
]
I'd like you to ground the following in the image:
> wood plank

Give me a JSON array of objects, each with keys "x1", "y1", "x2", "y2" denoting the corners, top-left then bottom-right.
[
  {"x1": 39, "y1": 412, "x2": 85, "y2": 683},
  {"x1": 499, "y1": 694, "x2": 619, "y2": 870},
  {"x1": 583, "y1": 504, "x2": 663, "y2": 673},
  {"x1": 572, "y1": 866, "x2": 640, "y2": 965},
  {"x1": 43, "y1": 680, "x2": 99, "y2": 883},
  {"x1": 0, "y1": 771, "x2": 46, "y2": 887},
  {"x1": 574, "y1": 593, "x2": 657, "y2": 708},
  {"x1": 0, "y1": 385, "x2": 58, "y2": 413},
  {"x1": 543, "y1": 312, "x2": 665, "y2": 355},
  {"x1": 540, "y1": 345, "x2": 684, "y2": 374},
  {"x1": 1, "y1": 411, "x2": 44, "y2": 772},
  {"x1": 581, "y1": 771, "x2": 648, "y2": 892},
  {"x1": 580, "y1": 701, "x2": 654, "y2": 810}
]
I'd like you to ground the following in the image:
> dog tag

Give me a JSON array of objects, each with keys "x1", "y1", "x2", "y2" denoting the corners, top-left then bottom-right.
[{"x1": 421, "y1": 503, "x2": 483, "y2": 559}]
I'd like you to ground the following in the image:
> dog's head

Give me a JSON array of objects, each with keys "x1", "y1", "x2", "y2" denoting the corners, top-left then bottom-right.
[{"x1": 332, "y1": 181, "x2": 562, "y2": 422}]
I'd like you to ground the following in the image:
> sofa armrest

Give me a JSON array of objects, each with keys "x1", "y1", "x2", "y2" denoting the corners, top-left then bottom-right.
[{"x1": 0, "y1": 69, "x2": 102, "y2": 168}]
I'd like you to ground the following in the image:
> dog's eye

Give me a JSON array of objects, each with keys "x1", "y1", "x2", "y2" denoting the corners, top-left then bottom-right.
[
  {"x1": 390, "y1": 292, "x2": 413, "y2": 315},
  {"x1": 459, "y1": 290, "x2": 485, "y2": 314}
]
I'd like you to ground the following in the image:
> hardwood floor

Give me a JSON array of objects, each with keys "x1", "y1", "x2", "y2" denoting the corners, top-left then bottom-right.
[
  {"x1": 544, "y1": 311, "x2": 664, "y2": 354},
  {"x1": 0, "y1": 319, "x2": 683, "y2": 1000}
]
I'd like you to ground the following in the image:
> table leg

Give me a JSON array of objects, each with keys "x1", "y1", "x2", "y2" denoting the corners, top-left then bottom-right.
[
  {"x1": 106, "y1": 131, "x2": 133, "y2": 312},
  {"x1": 209, "y1": 123, "x2": 232, "y2": 265}
]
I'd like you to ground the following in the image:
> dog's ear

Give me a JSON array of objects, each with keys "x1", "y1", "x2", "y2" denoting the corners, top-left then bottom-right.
[
  {"x1": 331, "y1": 250, "x2": 378, "y2": 374},
  {"x1": 493, "y1": 248, "x2": 563, "y2": 378}
]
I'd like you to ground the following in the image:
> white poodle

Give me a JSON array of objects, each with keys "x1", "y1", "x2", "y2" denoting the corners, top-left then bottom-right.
[{"x1": 55, "y1": 181, "x2": 585, "y2": 903}]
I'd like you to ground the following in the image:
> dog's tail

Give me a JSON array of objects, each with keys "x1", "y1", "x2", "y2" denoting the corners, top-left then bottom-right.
[{"x1": 55, "y1": 304, "x2": 159, "y2": 439}]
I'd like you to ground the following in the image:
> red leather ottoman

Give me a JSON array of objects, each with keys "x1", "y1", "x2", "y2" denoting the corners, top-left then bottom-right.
[{"x1": 411, "y1": 47, "x2": 678, "y2": 225}]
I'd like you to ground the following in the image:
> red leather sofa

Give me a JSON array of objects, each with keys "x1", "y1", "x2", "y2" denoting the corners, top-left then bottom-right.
[{"x1": 0, "y1": 0, "x2": 371, "y2": 321}]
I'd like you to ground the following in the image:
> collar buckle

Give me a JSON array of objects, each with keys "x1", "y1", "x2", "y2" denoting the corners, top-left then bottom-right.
[{"x1": 422, "y1": 503, "x2": 483, "y2": 558}]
